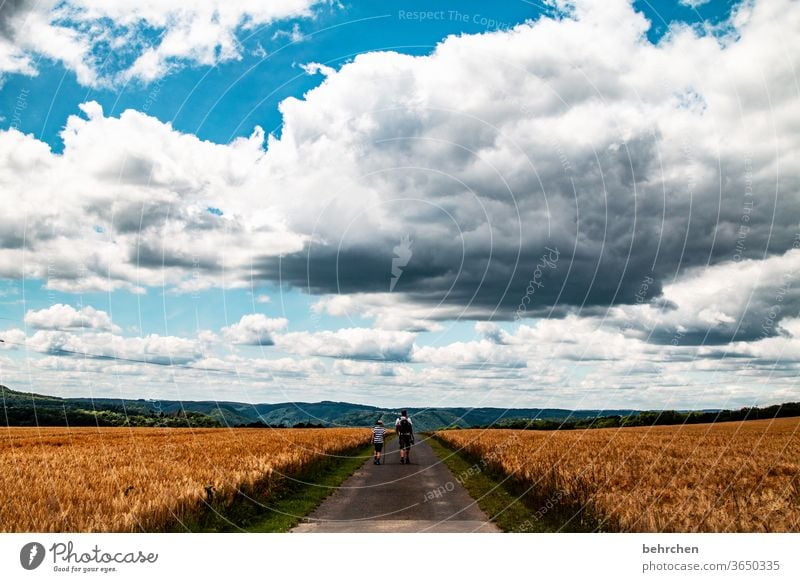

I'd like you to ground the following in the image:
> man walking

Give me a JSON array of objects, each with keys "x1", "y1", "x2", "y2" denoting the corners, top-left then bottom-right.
[
  {"x1": 372, "y1": 419, "x2": 385, "y2": 465},
  {"x1": 395, "y1": 410, "x2": 414, "y2": 464}
]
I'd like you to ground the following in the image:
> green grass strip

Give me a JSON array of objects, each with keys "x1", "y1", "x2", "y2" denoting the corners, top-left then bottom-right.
[
  {"x1": 427, "y1": 436, "x2": 547, "y2": 532},
  {"x1": 186, "y1": 442, "x2": 374, "y2": 533}
]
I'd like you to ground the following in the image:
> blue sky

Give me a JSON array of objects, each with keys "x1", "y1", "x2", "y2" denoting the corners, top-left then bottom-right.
[{"x1": 1, "y1": 0, "x2": 798, "y2": 409}]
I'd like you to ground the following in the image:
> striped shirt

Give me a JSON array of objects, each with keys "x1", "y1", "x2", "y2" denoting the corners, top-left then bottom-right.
[{"x1": 373, "y1": 426, "x2": 386, "y2": 443}]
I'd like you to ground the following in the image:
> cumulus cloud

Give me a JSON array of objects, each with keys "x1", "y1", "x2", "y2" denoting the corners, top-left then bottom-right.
[
  {"x1": 0, "y1": 0, "x2": 94, "y2": 84},
  {"x1": 221, "y1": 314, "x2": 288, "y2": 346},
  {"x1": 0, "y1": 1, "x2": 38, "y2": 78},
  {"x1": 0, "y1": 0, "x2": 327, "y2": 86},
  {"x1": 246, "y1": 355, "x2": 325, "y2": 376},
  {"x1": 413, "y1": 340, "x2": 527, "y2": 369},
  {"x1": 3, "y1": 0, "x2": 798, "y2": 329},
  {"x1": 24, "y1": 303, "x2": 118, "y2": 332},
  {"x1": 332, "y1": 359, "x2": 409, "y2": 377},
  {"x1": 252, "y1": 0, "x2": 799, "y2": 325},
  {"x1": 1, "y1": 0, "x2": 799, "y2": 409},
  {"x1": 0, "y1": 327, "x2": 26, "y2": 348},
  {"x1": 193, "y1": 354, "x2": 325, "y2": 378},
  {"x1": 275, "y1": 328, "x2": 416, "y2": 361},
  {"x1": 311, "y1": 294, "x2": 449, "y2": 331},
  {"x1": 0, "y1": 102, "x2": 304, "y2": 293},
  {"x1": 474, "y1": 322, "x2": 512, "y2": 345},
  {"x1": 3, "y1": 295, "x2": 800, "y2": 407},
  {"x1": 609, "y1": 245, "x2": 800, "y2": 344},
  {"x1": 20, "y1": 328, "x2": 205, "y2": 365},
  {"x1": 410, "y1": 316, "x2": 648, "y2": 371}
]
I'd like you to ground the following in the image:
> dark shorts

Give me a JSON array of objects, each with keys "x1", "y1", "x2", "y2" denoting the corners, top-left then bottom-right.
[
  {"x1": 399, "y1": 434, "x2": 413, "y2": 450},
  {"x1": 374, "y1": 443, "x2": 383, "y2": 452}
]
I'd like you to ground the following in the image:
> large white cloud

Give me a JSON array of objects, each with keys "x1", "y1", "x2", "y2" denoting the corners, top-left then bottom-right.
[
  {"x1": 3, "y1": 0, "x2": 798, "y2": 317},
  {"x1": 0, "y1": 0, "x2": 326, "y2": 86},
  {"x1": 0, "y1": 102, "x2": 304, "y2": 293},
  {"x1": 20, "y1": 328, "x2": 205, "y2": 365},
  {"x1": 249, "y1": 0, "x2": 799, "y2": 325},
  {"x1": 24, "y1": 303, "x2": 118, "y2": 332},
  {"x1": 608, "y1": 245, "x2": 800, "y2": 345}
]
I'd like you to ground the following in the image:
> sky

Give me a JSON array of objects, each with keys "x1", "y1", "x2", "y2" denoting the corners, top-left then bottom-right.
[{"x1": 0, "y1": 0, "x2": 798, "y2": 411}]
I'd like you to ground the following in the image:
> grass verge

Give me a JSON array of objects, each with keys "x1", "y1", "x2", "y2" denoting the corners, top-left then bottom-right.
[
  {"x1": 429, "y1": 435, "x2": 600, "y2": 532},
  {"x1": 183, "y1": 442, "x2": 374, "y2": 533}
]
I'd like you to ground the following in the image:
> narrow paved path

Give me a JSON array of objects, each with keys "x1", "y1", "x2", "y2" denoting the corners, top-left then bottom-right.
[{"x1": 292, "y1": 437, "x2": 499, "y2": 532}]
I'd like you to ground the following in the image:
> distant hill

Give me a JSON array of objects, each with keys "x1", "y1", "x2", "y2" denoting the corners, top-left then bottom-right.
[
  {"x1": 0, "y1": 385, "x2": 637, "y2": 430},
  {"x1": 3, "y1": 385, "x2": 797, "y2": 431},
  {"x1": 0, "y1": 385, "x2": 222, "y2": 428}
]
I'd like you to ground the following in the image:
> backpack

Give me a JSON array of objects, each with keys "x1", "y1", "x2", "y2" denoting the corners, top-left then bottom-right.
[{"x1": 398, "y1": 417, "x2": 412, "y2": 435}]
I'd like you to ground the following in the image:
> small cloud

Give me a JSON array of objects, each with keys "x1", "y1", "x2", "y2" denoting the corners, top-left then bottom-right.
[
  {"x1": 272, "y1": 23, "x2": 306, "y2": 43},
  {"x1": 198, "y1": 330, "x2": 219, "y2": 345},
  {"x1": 475, "y1": 322, "x2": 511, "y2": 345},
  {"x1": 333, "y1": 360, "x2": 402, "y2": 377},
  {"x1": 78, "y1": 101, "x2": 104, "y2": 120},
  {"x1": 222, "y1": 314, "x2": 288, "y2": 346},
  {"x1": 301, "y1": 62, "x2": 335, "y2": 77},
  {"x1": 276, "y1": 328, "x2": 416, "y2": 361},
  {"x1": 0, "y1": 2, "x2": 327, "y2": 87},
  {"x1": 0, "y1": 328, "x2": 26, "y2": 349},
  {"x1": 255, "y1": 294, "x2": 271, "y2": 304},
  {"x1": 252, "y1": 42, "x2": 268, "y2": 58}
]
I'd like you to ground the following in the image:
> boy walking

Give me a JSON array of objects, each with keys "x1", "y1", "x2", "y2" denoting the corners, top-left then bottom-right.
[{"x1": 372, "y1": 419, "x2": 385, "y2": 465}]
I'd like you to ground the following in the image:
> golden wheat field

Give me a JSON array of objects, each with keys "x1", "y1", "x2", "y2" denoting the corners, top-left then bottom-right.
[
  {"x1": 0, "y1": 427, "x2": 370, "y2": 532},
  {"x1": 436, "y1": 418, "x2": 800, "y2": 532}
]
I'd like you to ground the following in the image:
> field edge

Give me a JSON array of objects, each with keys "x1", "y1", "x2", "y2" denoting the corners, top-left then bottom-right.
[
  {"x1": 178, "y1": 441, "x2": 375, "y2": 533},
  {"x1": 428, "y1": 434, "x2": 607, "y2": 533}
]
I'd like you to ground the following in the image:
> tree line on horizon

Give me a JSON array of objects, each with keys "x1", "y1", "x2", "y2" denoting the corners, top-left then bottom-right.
[
  {"x1": 2, "y1": 384, "x2": 798, "y2": 430},
  {"x1": 471, "y1": 402, "x2": 800, "y2": 431}
]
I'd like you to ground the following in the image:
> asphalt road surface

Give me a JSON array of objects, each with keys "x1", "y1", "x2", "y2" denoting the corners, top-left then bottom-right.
[{"x1": 292, "y1": 437, "x2": 500, "y2": 533}]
